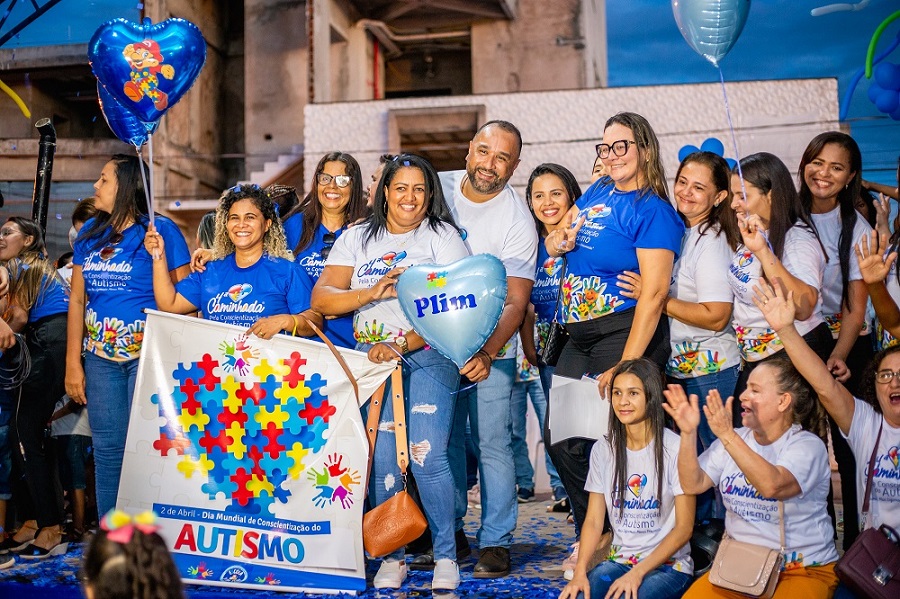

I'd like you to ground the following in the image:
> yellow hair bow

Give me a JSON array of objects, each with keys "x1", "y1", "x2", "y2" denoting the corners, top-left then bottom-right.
[{"x1": 100, "y1": 509, "x2": 160, "y2": 544}]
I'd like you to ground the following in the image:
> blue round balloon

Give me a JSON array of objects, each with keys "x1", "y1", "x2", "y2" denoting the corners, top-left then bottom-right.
[
  {"x1": 678, "y1": 145, "x2": 701, "y2": 162},
  {"x1": 396, "y1": 254, "x2": 507, "y2": 368},
  {"x1": 97, "y1": 82, "x2": 158, "y2": 146},
  {"x1": 672, "y1": 0, "x2": 751, "y2": 67},
  {"x1": 88, "y1": 17, "x2": 207, "y2": 123},
  {"x1": 874, "y1": 62, "x2": 900, "y2": 91},
  {"x1": 700, "y1": 138, "x2": 726, "y2": 156}
]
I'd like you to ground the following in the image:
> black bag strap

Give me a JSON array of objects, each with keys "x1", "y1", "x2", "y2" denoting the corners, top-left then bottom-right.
[
  {"x1": 861, "y1": 421, "x2": 884, "y2": 528},
  {"x1": 551, "y1": 257, "x2": 567, "y2": 324}
]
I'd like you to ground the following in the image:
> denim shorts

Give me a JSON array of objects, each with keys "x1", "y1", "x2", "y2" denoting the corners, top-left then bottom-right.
[{"x1": 55, "y1": 434, "x2": 92, "y2": 490}]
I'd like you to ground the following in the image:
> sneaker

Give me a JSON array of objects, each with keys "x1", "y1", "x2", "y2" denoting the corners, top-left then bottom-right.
[
  {"x1": 562, "y1": 542, "x2": 580, "y2": 581},
  {"x1": 432, "y1": 559, "x2": 460, "y2": 590},
  {"x1": 373, "y1": 559, "x2": 407, "y2": 589},
  {"x1": 467, "y1": 484, "x2": 481, "y2": 510},
  {"x1": 517, "y1": 487, "x2": 535, "y2": 503},
  {"x1": 0, "y1": 554, "x2": 13, "y2": 570},
  {"x1": 553, "y1": 486, "x2": 568, "y2": 502},
  {"x1": 548, "y1": 495, "x2": 570, "y2": 513}
]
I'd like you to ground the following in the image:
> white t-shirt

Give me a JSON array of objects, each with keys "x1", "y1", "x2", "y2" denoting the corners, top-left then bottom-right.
[
  {"x1": 844, "y1": 398, "x2": 900, "y2": 530},
  {"x1": 668, "y1": 224, "x2": 741, "y2": 378},
  {"x1": 698, "y1": 424, "x2": 839, "y2": 569},
  {"x1": 586, "y1": 428, "x2": 693, "y2": 575},
  {"x1": 440, "y1": 170, "x2": 538, "y2": 358},
  {"x1": 728, "y1": 223, "x2": 826, "y2": 361},
  {"x1": 326, "y1": 220, "x2": 469, "y2": 344},
  {"x1": 810, "y1": 207, "x2": 872, "y2": 338}
]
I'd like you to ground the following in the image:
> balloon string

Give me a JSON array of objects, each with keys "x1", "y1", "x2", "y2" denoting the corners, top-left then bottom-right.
[
  {"x1": 718, "y1": 65, "x2": 774, "y2": 255},
  {"x1": 136, "y1": 144, "x2": 158, "y2": 259},
  {"x1": 379, "y1": 343, "x2": 477, "y2": 395},
  {"x1": 146, "y1": 133, "x2": 156, "y2": 230}
]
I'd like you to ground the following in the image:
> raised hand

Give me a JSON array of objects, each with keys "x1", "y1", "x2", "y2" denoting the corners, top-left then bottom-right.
[
  {"x1": 662, "y1": 384, "x2": 700, "y2": 435},
  {"x1": 855, "y1": 230, "x2": 896, "y2": 285},
  {"x1": 753, "y1": 278, "x2": 795, "y2": 332},
  {"x1": 702, "y1": 389, "x2": 735, "y2": 441},
  {"x1": 738, "y1": 213, "x2": 769, "y2": 255},
  {"x1": 546, "y1": 206, "x2": 585, "y2": 256},
  {"x1": 874, "y1": 193, "x2": 892, "y2": 240}
]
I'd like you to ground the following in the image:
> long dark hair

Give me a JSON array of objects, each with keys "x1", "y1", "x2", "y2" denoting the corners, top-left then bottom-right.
[
  {"x1": 4, "y1": 217, "x2": 63, "y2": 312},
  {"x1": 81, "y1": 526, "x2": 185, "y2": 599},
  {"x1": 284, "y1": 151, "x2": 367, "y2": 255},
  {"x1": 525, "y1": 163, "x2": 583, "y2": 238},
  {"x1": 363, "y1": 153, "x2": 460, "y2": 247},
  {"x1": 676, "y1": 152, "x2": 740, "y2": 251},
  {"x1": 607, "y1": 359, "x2": 666, "y2": 518},
  {"x1": 798, "y1": 132, "x2": 862, "y2": 311},
  {"x1": 599, "y1": 112, "x2": 668, "y2": 201},
  {"x1": 79, "y1": 154, "x2": 151, "y2": 251},
  {"x1": 735, "y1": 152, "x2": 821, "y2": 260}
]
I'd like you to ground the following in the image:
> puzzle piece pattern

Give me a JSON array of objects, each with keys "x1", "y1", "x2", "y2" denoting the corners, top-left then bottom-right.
[{"x1": 152, "y1": 339, "x2": 339, "y2": 514}]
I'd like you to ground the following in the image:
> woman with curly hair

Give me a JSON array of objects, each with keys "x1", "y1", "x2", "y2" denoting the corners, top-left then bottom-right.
[
  {"x1": 144, "y1": 184, "x2": 321, "y2": 338},
  {"x1": 81, "y1": 510, "x2": 184, "y2": 599}
]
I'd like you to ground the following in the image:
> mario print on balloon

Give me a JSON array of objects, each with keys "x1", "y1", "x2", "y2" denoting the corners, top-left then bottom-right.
[{"x1": 122, "y1": 39, "x2": 175, "y2": 111}]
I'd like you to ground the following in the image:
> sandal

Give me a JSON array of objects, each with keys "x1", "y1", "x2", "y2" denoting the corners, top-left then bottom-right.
[
  {"x1": 19, "y1": 527, "x2": 68, "y2": 561},
  {"x1": 0, "y1": 522, "x2": 37, "y2": 555}
]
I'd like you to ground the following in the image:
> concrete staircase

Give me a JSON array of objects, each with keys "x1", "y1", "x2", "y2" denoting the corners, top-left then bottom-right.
[{"x1": 246, "y1": 144, "x2": 304, "y2": 186}]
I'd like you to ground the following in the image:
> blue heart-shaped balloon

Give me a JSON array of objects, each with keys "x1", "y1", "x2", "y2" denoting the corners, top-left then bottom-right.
[
  {"x1": 88, "y1": 17, "x2": 207, "y2": 123},
  {"x1": 397, "y1": 254, "x2": 507, "y2": 368},
  {"x1": 97, "y1": 82, "x2": 158, "y2": 147}
]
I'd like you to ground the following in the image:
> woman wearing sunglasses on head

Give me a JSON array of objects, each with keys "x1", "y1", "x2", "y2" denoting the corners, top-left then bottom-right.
[
  {"x1": 281, "y1": 152, "x2": 369, "y2": 348},
  {"x1": 145, "y1": 184, "x2": 321, "y2": 340}
]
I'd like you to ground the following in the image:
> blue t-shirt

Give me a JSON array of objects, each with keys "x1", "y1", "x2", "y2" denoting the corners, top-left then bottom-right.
[
  {"x1": 175, "y1": 253, "x2": 313, "y2": 328},
  {"x1": 563, "y1": 183, "x2": 684, "y2": 324},
  {"x1": 532, "y1": 243, "x2": 565, "y2": 353},
  {"x1": 74, "y1": 215, "x2": 191, "y2": 360},
  {"x1": 283, "y1": 214, "x2": 356, "y2": 348},
  {"x1": 10, "y1": 260, "x2": 70, "y2": 322}
]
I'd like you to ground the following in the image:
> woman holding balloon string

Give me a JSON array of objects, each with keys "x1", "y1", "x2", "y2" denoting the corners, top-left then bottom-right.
[
  {"x1": 616, "y1": 151, "x2": 742, "y2": 523},
  {"x1": 143, "y1": 183, "x2": 321, "y2": 339},
  {"x1": 545, "y1": 112, "x2": 684, "y2": 578},
  {"x1": 66, "y1": 154, "x2": 192, "y2": 518},
  {"x1": 311, "y1": 153, "x2": 469, "y2": 591}
]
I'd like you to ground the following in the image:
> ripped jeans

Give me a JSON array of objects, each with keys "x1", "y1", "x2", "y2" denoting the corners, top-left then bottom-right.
[{"x1": 359, "y1": 343, "x2": 460, "y2": 561}]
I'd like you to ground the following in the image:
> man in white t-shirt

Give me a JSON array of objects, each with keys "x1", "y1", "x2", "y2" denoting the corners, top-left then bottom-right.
[{"x1": 439, "y1": 121, "x2": 538, "y2": 578}]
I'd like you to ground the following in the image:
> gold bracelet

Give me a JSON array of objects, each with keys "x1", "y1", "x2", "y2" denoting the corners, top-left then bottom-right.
[
  {"x1": 356, "y1": 290, "x2": 362, "y2": 306},
  {"x1": 290, "y1": 314, "x2": 299, "y2": 336},
  {"x1": 722, "y1": 433, "x2": 737, "y2": 448}
]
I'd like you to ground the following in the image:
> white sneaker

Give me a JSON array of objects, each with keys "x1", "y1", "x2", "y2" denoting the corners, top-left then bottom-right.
[
  {"x1": 432, "y1": 558, "x2": 460, "y2": 590},
  {"x1": 562, "y1": 541, "x2": 580, "y2": 581},
  {"x1": 373, "y1": 559, "x2": 407, "y2": 589}
]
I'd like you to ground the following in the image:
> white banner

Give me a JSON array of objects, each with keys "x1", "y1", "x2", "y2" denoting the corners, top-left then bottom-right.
[{"x1": 118, "y1": 310, "x2": 395, "y2": 594}]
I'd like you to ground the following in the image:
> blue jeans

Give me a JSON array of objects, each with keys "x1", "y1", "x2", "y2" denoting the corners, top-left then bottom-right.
[
  {"x1": 450, "y1": 358, "x2": 517, "y2": 548},
  {"x1": 581, "y1": 560, "x2": 691, "y2": 599},
  {"x1": 510, "y1": 378, "x2": 562, "y2": 492},
  {"x1": 672, "y1": 366, "x2": 739, "y2": 521},
  {"x1": 84, "y1": 352, "x2": 139, "y2": 516},
  {"x1": 360, "y1": 344, "x2": 460, "y2": 561}
]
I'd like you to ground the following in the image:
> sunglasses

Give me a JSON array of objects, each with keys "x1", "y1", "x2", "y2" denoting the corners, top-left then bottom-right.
[
  {"x1": 317, "y1": 173, "x2": 351, "y2": 188},
  {"x1": 320, "y1": 232, "x2": 336, "y2": 259}
]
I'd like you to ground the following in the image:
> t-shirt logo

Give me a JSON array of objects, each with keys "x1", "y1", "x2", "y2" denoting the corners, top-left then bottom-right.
[
  {"x1": 584, "y1": 204, "x2": 612, "y2": 220},
  {"x1": 381, "y1": 251, "x2": 407, "y2": 267},
  {"x1": 628, "y1": 473, "x2": 647, "y2": 497},
  {"x1": 542, "y1": 256, "x2": 562, "y2": 276},
  {"x1": 228, "y1": 283, "x2": 253, "y2": 302},
  {"x1": 887, "y1": 446, "x2": 899, "y2": 470},
  {"x1": 737, "y1": 251, "x2": 754, "y2": 268},
  {"x1": 99, "y1": 246, "x2": 122, "y2": 261}
]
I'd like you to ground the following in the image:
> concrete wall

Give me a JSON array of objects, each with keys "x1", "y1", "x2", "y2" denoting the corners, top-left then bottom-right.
[{"x1": 304, "y1": 78, "x2": 841, "y2": 197}]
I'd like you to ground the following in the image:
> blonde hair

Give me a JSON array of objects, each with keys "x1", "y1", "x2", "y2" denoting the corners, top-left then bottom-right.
[{"x1": 211, "y1": 184, "x2": 293, "y2": 261}]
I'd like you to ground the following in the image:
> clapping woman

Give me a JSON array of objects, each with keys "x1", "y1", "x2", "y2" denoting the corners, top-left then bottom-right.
[
  {"x1": 144, "y1": 184, "x2": 321, "y2": 338},
  {"x1": 665, "y1": 361, "x2": 840, "y2": 598},
  {"x1": 311, "y1": 154, "x2": 469, "y2": 591}
]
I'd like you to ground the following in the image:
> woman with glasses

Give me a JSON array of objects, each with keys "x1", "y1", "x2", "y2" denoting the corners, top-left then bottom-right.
[
  {"x1": 311, "y1": 154, "x2": 469, "y2": 591},
  {"x1": 144, "y1": 184, "x2": 321, "y2": 339},
  {"x1": 66, "y1": 154, "x2": 191, "y2": 517},
  {"x1": 0, "y1": 218, "x2": 70, "y2": 558},
  {"x1": 758, "y1": 280, "x2": 898, "y2": 598},
  {"x1": 545, "y1": 112, "x2": 684, "y2": 578},
  {"x1": 283, "y1": 152, "x2": 369, "y2": 348}
]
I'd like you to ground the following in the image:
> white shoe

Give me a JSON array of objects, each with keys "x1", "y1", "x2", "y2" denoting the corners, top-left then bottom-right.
[
  {"x1": 432, "y1": 558, "x2": 460, "y2": 590},
  {"x1": 0, "y1": 554, "x2": 13, "y2": 570},
  {"x1": 467, "y1": 483, "x2": 481, "y2": 510},
  {"x1": 562, "y1": 541, "x2": 580, "y2": 580},
  {"x1": 373, "y1": 559, "x2": 407, "y2": 589}
]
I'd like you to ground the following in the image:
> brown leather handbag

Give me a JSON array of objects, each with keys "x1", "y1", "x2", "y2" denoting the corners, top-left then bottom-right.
[
  {"x1": 835, "y1": 424, "x2": 900, "y2": 599},
  {"x1": 362, "y1": 366, "x2": 428, "y2": 558},
  {"x1": 708, "y1": 501, "x2": 784, "y2": 598}
]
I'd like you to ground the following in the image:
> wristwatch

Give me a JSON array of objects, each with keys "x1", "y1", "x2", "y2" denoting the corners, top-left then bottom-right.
[{"x1": 394, "y1": 335, "x2": 409, "y2": 354}]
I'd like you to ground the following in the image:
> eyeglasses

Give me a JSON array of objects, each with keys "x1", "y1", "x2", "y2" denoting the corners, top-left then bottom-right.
[
  {"x1": 320, "y1": 232, "x2": 336, "y2": 259},
  {"x1": 595, "y1": 140, "x2": 636, "y2": 159},
  {"x1": 0, "y1": 228, "x2": 21, "y2": 239},
  {"x1": 317, "y1": 173, "x2": 351, "y2": 188},
  {"x1": 875, "y1": 369, "x2": 900, "y2": 384}
]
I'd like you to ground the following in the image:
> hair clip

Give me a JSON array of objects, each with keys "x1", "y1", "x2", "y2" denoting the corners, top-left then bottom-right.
[{"x1": 100, "y1": 509, "x2": 160, "y2": 544}]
